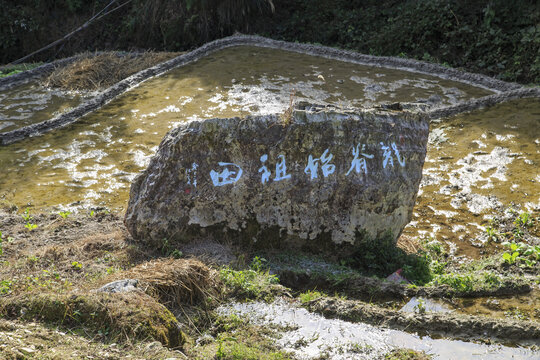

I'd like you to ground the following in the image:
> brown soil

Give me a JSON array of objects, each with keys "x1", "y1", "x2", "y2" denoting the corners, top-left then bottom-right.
[
  {"x1": 42, "y1": 51, "x2": 182, "y2": 91},
  {"x1": 0, "y1": 291, "x2": 185, "y2": 348},
  {"x1": 0, "y1": 208, "x2": 215, "y2": 353}
]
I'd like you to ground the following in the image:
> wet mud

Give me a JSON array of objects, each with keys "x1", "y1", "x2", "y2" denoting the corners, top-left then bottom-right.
[
  {"x1": 305, "y1": 296, "x2": 540, "y2": 345},
  {"x1": 277, "y1": 268, "x2": 532, "y2": 302},
  {"x1": 402, "y1": 98, "x2": 540, "y2": 259},
  {"x1": 220, "y1": 299, "x2": 540, "y2": 359}
]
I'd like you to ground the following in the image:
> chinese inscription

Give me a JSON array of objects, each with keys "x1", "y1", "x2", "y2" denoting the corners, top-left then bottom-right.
[
  {"x1": 193, "y1": 142, "x2": 406, "y2": 188},
  {"x1": 304, "y1": 149, "x2": 335, "y2": 180},
  {"x1": 346, "y1": 143, "x2": 374, "y2": 176},
  {"x1": 209, "y1": 162, "x2": 243, "y2": 186}
]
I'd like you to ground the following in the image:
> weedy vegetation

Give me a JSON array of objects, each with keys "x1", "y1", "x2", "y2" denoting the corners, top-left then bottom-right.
[
  {"x1": 280, "y1": 89, "x2": 297, "y2": 126},
  {"x1": 0, "y1": 63, "x2": 42, "y2": 78},
  {"x1": 299, "y1": 290, "x2": 325, "y2": 303},
  {"x1": 59, "y1": 211, "x2": 71, "y2": 219},
  {"x1": 501, "y1": 241, "x2": 540, "y2": 267},
  {"x1": 21, "y1": 208, "x2": 38, "y2": 231},
  {"x1": 348, "y1": 232, "x2": 433, "y2": 285},
  {"x1": 219, "y1": 256, "x2": 280, "y2": 300}
]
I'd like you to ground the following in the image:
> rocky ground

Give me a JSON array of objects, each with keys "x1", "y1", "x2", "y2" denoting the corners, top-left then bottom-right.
[{"x1": 0, "y1": 204, "x2": 539, "y2": 359}]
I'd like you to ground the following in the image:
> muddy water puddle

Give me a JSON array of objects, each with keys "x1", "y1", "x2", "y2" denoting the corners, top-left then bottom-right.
[
  {"x1": 0, "y1": 46, "x2": 492, "y2": 211},
  {"x1": 0, "y1": 82, "x2": 90, "y2": 132},
  {"x1": 402, "y1": 98, "x2": 540, "y2": 259},
  {"x1": 218, "y1": 300, "x2": 539, "y2": 359},
  {"x1": 400, "y1": 288, "x2": 540, "y2": 322}
]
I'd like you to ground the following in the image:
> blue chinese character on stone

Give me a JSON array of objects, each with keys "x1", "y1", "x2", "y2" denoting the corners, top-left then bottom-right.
[
  {"x1": 381, "y1": 142, "x2": 406, "y2": 168},
  {"x1": 320, "y1": 149, "x2": 335, "y2": 177},
  {"x1": 186, "y1": 162, "x2": 198, "y2": 187},
  {"x1": 210, "y1": 162, "x2": 243, "y2": 186},
  {"x1": 304, "y1": 154, "x2": 320, "y2": 180},
  {"x1": 346, "y1": 144, "x2": 373, "y2": 176},
  {"x1": 258, "y1": 154, "x2": 271, "y2": 184},
  {"x1": 274, "y1": 154, "x2": 292, "y2": 181},
  {"x1": 391, "y1": 142, "x2": 406, "y2": 167},
  {"x1": 304, "y1": 148, "x2": 335, "y2": 180}
]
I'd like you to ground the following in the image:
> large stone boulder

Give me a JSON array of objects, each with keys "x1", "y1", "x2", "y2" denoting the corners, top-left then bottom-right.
[{"x1": 125, "y1": 103, "x2": 429, "y2": 252}]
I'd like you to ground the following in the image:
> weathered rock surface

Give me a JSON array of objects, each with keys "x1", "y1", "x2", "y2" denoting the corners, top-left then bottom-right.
[
  {"x1": 125, "y1": 103, "x2": 429, "y2": 251},
  {"x1": 95, "y1": 279, "x2": 139, "y2": 293}
]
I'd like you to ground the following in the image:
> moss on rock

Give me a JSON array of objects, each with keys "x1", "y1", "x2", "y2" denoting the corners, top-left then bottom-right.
[{"x1": 0, "y1": 291, "x2": 185, "y2": 348}]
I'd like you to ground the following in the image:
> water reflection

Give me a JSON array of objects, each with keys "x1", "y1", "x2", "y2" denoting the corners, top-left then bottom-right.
[
  {"x1": 218, "y1": 300, "x2": 539, "y2": 360},
  {"x1": 0, "y1": 46, "x2": 493, "y2": 211}
]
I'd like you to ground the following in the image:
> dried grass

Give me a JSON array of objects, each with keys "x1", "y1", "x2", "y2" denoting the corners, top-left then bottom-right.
[
  {"x1": 397, "y1": 234, "x2": 420, "y2": 254},
  {"x1": 118, "y1": 258, "x2": 220, "y2": 308},
  {"x1": 37, "y1": 230, "x2": 127, "y2": 266},
  {"x1": 42, "y1": 51, "x2": 181, "y2": 91},
  {"x1": 0, "y1": 291, "x2": 185, "y2": 347}
]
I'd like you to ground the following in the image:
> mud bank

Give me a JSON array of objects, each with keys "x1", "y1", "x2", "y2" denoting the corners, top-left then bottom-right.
[
  {"x1": 221, "y1": 300, "x2": 539, "y2": 359},
  {"x1": 0, "y1": 56, "x2": 80, "y2": 91},
  {"x1": 305, "y1": 296, "x2": 540, "y2": 345},
  {"x1": 278, "y1": 268, "x2": 532, "y2": 301},
  {"x1": 427, "y1": 87, "x2": 540, "y2": 120},
  {"x1": 1, "y1": 34, "x2": 533, "y2": 145}
]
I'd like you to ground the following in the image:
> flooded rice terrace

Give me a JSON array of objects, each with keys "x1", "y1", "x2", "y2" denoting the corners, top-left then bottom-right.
[
  {"x1": 0, "y1": 82, "x2": 89, "y2": 133},
  {"x1": 0, "y1": 46, "x2": 493, "y2": 211},
  {"x1": 0, "y1": 47, "x2": 537, "y2": 252},
  {"x1": 0, "y1": 47, "x2": 535, "y2": 258},
  {"x1": 0, "y1": 45, "x2": 537, "y2": 249},
  {"x1": 0, "y1": 45, "x2": 539, "y2": 358},
  {"x1": 403, "y1": 98, "x2": 540, "y2": 259}
]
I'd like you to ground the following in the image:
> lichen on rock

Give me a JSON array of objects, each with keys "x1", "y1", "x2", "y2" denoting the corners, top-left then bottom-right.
[{"x1": 125, "y1": 102, "x2": 429, "y2": 253}]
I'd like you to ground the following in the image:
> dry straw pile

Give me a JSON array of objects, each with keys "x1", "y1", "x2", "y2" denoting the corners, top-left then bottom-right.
[
  {"x1": 43, "y1": 51, "x2": 180, "y2": 91},
  {"x1": 120, "y1": 258, "x2": 220, "y2": 308}
]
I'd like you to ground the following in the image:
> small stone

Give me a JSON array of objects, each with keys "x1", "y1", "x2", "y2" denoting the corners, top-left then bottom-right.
[
  {"x1": 19, "y1": 347, "x2": 35, "y2": 355},
  {"x1": 145, "y1": 341, "x2": 162, "y2": 351},
  {"x1": 95, "y1": 279, "x2": 138, "y2": 293},
  {"x1": 196, "y1": 334, "x2": 215, "y2": 346},
  {"x1": 485, "y1": 299, "x2": 501, "y2": 310}
]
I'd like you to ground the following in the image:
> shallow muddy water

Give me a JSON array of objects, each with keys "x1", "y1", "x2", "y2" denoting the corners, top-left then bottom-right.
[
  {"x1": 0, "y1": 46, "x2": 493, "y2": 211},
  {"x1": 0, "y1": 82, "x2": 88, "y2": 133},
  {"x1": 401, "y1": 289, "x2": 540, "y2": 322},
  {"x1": 401, "y1": 98, "x2": 540, "y2": 259},
  {"x1": 218, "y1": 300, "x2": 539, "y2": 359}
]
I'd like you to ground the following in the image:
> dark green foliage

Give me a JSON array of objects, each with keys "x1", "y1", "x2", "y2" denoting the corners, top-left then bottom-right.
[
  {"x1": 348, "y1": 232, "x2": 433, "y2": 285},
  {"x1": 260, "y1": 0, "x2": 539, "y2": 84},
  {"x1": 121, "y1": 0, "x2": 274, "y2": 51},
  {"x1": 0, "y1": 0, "x2": 125, "y2": 64},
  {"x1": 0, "y1": 0, "x2": 537, "y2": 83},
  {"x1": 0, "y1": 0, "x2": 274, "y2": 64}
]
